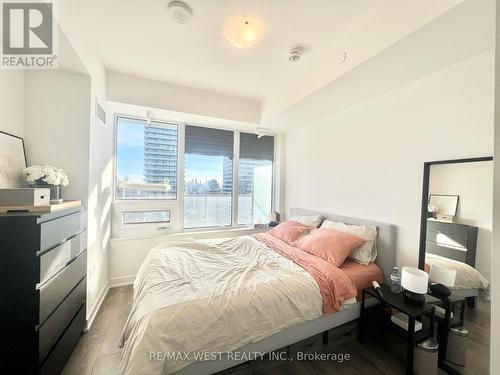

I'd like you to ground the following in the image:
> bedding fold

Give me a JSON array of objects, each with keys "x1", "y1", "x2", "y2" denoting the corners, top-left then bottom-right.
[{"x1": 254, "y1": 233, "x2": 357, "y2": 314}]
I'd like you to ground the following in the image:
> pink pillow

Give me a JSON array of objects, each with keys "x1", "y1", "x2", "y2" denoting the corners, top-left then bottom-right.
[
  {"x1": 268, "y1": 220, "x2": 311, "y2": 244},
  {"x1": 295, "y1": 228, "x2": 366, "y2": 266}
]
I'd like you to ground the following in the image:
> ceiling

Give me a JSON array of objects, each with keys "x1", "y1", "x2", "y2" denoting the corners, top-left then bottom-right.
[{"x1": 58, "y1": 0, "x2": 464, "y2": 120}]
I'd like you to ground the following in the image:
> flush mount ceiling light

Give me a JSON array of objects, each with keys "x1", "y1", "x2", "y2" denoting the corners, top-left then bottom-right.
[
  {"x1": 167, "y1": 1, "x2": 193, "y2": 24},
  {"x1": 224, "y1": 17, "x2": 265, "y2": 49}
]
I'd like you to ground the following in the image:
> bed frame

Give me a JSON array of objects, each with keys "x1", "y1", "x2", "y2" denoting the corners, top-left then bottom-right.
[{"x1": 174, "y1": 208, "x2": 396, "y2": 375}]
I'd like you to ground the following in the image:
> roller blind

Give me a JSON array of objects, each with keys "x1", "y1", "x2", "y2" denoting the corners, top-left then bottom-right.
[
  {"x1": 185, "y1": 125, "x2": 234, "y2": 157},
  {"x1": 240, "y1": 133, "x2": 275, "y2": 161}
]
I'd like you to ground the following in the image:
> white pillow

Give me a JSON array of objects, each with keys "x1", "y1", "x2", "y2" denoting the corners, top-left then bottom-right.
[
  {"x1": 320, "y1": 220, "x2": 378, "y2": 265},
  {"x1": 289, "y1": 215, "x2": 323, "y2": 228}
]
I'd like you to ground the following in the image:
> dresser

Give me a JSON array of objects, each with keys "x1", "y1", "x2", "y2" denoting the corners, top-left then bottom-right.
[
  {"x1": 0, "y1": 206, "x2": 87, "y2": 374},
  {"x1": 426, "y1": 220, "x2": 478, "y2": 266}
]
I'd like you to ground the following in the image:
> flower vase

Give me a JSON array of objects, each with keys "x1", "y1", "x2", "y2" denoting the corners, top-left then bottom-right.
[
  {"x1": 49, "y1": 185, "x2": 62, "y2": 204},
  {"x1": 31, "y1": 183, "x2": 62, "y2": 204}
]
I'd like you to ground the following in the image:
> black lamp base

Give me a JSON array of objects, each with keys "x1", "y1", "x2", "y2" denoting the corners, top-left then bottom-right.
[{"x1": 403, "y1": 289, "x2": 425, "y2": 304}]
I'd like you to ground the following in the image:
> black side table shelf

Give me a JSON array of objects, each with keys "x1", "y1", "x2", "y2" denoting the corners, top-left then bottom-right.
[{"x1": 358, "y1": 284, "x2": 436, "y2": 375}]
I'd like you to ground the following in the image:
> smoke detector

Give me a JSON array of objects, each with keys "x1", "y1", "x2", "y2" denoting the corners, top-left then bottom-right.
[
  {"x1": 288, "y1": 47, "x2": 303, "y2": 62},
  {"x1": 167, "y1": 1, "x2": 193, "y2": 24}
]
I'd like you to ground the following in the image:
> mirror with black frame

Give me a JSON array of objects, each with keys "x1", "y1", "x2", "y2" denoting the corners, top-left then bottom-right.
[{"x1": 418, "y1": 156, "x2": 492, "y2": 374}]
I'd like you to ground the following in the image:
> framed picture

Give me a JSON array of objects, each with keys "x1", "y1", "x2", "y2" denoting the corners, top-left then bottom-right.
[
  {"x1": 429, "y1": 194, "x2": 459, "y2": 216},
  {"x1": 0, "y1": 131, "x2": 27, "y2": 188}
]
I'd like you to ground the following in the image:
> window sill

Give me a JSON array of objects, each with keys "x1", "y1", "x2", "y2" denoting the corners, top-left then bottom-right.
[{"x1": 110, "y1": 226, "x2": 267, "y2": 242}]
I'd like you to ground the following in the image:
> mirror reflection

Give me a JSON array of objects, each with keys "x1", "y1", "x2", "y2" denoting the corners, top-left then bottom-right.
[{"x1": 422, "y1": 158, "x2": 492, "y2": 374}]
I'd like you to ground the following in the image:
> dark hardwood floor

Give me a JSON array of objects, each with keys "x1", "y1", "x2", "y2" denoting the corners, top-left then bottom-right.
[{"x1": 62, "y1": 286, "x2": 490, "y2": 375}]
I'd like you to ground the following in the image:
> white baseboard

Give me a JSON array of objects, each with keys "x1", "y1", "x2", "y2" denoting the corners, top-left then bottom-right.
[
  {"x1": 86, "y1": 280, "x2": 110, "y2": 330},
  {"x1": 110, "y1": 275, "x2": 136, "y2": 288}
]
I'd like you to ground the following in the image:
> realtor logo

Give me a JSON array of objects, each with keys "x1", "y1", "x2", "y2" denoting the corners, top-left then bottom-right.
[{"x1": 1, "y1": 0, "x2": 58, "y2": 69}]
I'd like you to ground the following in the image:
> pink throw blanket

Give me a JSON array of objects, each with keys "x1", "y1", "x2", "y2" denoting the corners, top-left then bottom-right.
[{"x1": 254, "y1": 233, "x2": 357, "y2": 314}]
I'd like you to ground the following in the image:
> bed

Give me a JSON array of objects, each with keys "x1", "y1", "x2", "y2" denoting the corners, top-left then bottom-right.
[
  {"x1": 119, "y1": 208, "x2": 395, "y2": 375},
  {"x1": 424, "y1": 253, "x2": 489, "y2": 303}
]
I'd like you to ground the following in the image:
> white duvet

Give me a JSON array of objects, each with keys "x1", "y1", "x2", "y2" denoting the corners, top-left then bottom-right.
[
  {"x1": 425, "y1": 253, "x2": 489, "y2": 291},
  {"x1": 119, "y1": 235, "x2": 325, "y2": 375}
]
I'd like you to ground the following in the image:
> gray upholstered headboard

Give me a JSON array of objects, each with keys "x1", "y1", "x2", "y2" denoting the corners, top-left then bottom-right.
[{"x1": 289, "y1": 208, "x2": 396, "y2": 282}]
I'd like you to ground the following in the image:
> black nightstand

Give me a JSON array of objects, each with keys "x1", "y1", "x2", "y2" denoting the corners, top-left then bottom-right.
[{"x1": 358, "y1": 284, "x2": 436, "y2": 375}]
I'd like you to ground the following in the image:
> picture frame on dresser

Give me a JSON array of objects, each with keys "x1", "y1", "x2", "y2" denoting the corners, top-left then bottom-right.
[{"x1": 0, "y1": 131, "x2": 27, "y2": 188}]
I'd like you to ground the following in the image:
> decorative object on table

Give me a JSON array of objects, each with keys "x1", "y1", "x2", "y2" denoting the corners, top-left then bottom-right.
[
  {"x1": 0, "y1": 131, "x2": 27, "y2": 189},
  {"x1": 0, "y1": 199, "x2": 81, "y2": 214},
  {"x1": 445, "y1": 326, "x2": 468, "y2": 367},
  {"x1": 23, "y1": 165, "x2": 69, "y2": 204},
  {"x1": 414, "y1": 338, "x2": 439, "y2": 375},
  {"x1": 429, "y1": 283, "x2": 451, "y2": 299},
  {"x1": 390, "y1": 266, "x2": 402, "y2": 294},
  {"x1": 428, "y1": 194, "x2": 459, "y2": 223},
  {"x1": 427, "y1": 204, "x2": 438, "y2": 218},
  {"x1": 372, "y1": 281, "x2": 384, "y2": 299},
  {"x1": 0, "y1": 188, "x2": 50, "y2": 206},
  {"x1": 401, "y1": 267, "x2": 429, "y2": 304},
  {"x1": 429, "y1": 264, "x2": 456, "y2": 287},
  {"x1": 428, "y1": 264, "x2": 456, "y2": 298},
  {"x1": 254, "y1": 223, "x2": 268, "y2": 229},
  {"x1": 267, "y1": 211, "x2": 280, "y2": 227}
]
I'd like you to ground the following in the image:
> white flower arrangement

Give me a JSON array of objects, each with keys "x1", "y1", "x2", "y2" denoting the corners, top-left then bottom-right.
[{"x1": 23, "y1": 165, "x2": 70, "y2": 187}]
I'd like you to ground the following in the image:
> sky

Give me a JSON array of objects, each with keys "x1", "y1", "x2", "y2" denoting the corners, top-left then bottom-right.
[{"x1": 116, "y1": 119, "x2": 225, "y2": 183}]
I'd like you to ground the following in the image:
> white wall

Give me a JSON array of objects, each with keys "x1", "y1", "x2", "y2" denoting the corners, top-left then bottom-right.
[
  {"x1": 22, "y1": 66, "x2": 113, "y2": 327},
  {"x1": 107, "y1": 71, "x2": 261, "y2": 124},
  {"x1": 86, "y1": 65, "x2": 113, "y2": 325},
  {"x1": 429, "y1": 161, "x2": 493, "y2": 281},
  {"x1": 0, "y1": 71, "x2": 24, "y2": 137},
  {"x1": 284, "y1": 49, "x2": 494, "y2": 269},
  {"x1": 23, "y1": 70, "x2": 91, "y2": 202}
]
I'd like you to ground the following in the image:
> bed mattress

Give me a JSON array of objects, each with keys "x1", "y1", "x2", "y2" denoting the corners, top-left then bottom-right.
[
  {"x1": 340, "y1": 259, "x2": 383, "y2": 299},
  {"x1": 119, "y1": 235, "x2": 379, "y2": 375}
]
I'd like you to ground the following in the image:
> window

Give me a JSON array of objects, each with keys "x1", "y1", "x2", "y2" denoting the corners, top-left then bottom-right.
[
  {"x1": 238, "y1": 133, "x2": 275, "y2": 225},
  {"x1": 123, "y1": 210, "x2": 171, "y2": 225},
  {"x1": 238, "y1": 159, "x2": 273, "y2": 225},
  {"x1": 115, "y1": 117, "x2": 178, "y2": 200},
  {"x1": 114, "y1": 117, "x2": 276, "y2": 232},
  {"x1": 183, "y1": 125, "x2": 234, "y2": 228}
]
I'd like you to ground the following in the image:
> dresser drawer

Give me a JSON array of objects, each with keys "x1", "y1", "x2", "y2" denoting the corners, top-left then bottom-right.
[
  {"x1": 39, "y1": 210, "x2": 86, "y2": 252},
  {"x1": 426, "y1": 230, "x2": 467, "y2": 249},
  {"x1": 38, "y1": 231, "x2": 87, "y2": 285},
  {"x1": 426, "y1": 241, "x2": 467, "y2": 263},
  {"x1": 39, "y1": 251, "x2": 86, "y2": 324},
  {"x1": 427, "y1": 221, "x2": 469, "y2": 237},
  {"x1": 38, "y1": 277, "x2": 86, "y2": 362},
  {"x1": 38, "y1": 304, "x2": 86, "y2": 375}
]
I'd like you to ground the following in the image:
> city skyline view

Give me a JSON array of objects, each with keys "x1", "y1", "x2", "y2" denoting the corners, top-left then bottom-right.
[
  {"x1": 116, "y1": 119, "x2": 224, "y2": 186},
  {"x1": 115, "y1": 117, "x2": 272, "y2": 228}
]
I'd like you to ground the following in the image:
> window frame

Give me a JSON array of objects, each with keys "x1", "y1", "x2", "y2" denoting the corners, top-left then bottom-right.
[
  {"x1": 113, "y1": 113, "x2": 277, "y2": 233},
  {"x1": 114, "y1": 115, "x2": 180, "y2": 201},
  {"x1": 237, "y1": 157, "x2": 275, "y2": 226}
]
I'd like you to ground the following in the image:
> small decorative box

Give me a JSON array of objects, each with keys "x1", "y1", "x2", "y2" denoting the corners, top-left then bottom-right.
[{"x1": 0, "y1": 188, "x2": 51, "y2": 206}]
